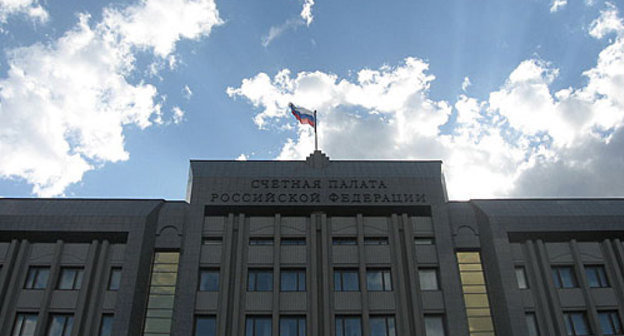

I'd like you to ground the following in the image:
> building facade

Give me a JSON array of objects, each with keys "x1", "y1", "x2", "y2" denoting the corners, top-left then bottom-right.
[{"x1": 2, "y1": 151, "x2": 624, "y2": 336}]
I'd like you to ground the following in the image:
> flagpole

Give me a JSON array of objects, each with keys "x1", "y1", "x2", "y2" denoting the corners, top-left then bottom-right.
[{"x1": 314, "y1": 110, "x2": 318, "y2": 151}]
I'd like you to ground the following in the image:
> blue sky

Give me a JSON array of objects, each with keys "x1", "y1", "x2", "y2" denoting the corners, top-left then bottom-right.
[{"x1": 1, "y1": 0, "x2": 623, "y2": 200}]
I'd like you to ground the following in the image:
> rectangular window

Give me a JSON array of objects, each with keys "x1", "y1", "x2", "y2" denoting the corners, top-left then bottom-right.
[
  {"x1": 370, "y1": 316, "x2": 396, "y2": 336},
  {"x1": 107, "y1": 267, "x2": 122, "y2": 290},
  {"x1": 199, "y1": 269, "x2": 220, "y2": 291},
  {"x1": 552, "y1": 266, "x2": 577, "y2": 288},
  {"x1": 526, "y1": 313, "x2": 539, "y2": 336},
  {"x1": 12, "y1": 313, "x2": 38, "y2": 336},
  {"x1": 332, "y1": 237, "x2": 357, "y2": 245},
  {"x1": 515, "y1": 267, "x2": 528, "y2": 289},
  {"x1": 249, "y1": 238, "x2": 274, "y2": 246},
  {"x1": 564, "y1": 312, "x2": 590, "y2": 336},
  {"x1": 424, "y1": 315, "x2": 445, "y2": 336},
  {"x1": 585, "y1": 265, "x2": 609, "y2": 288},
  {"x1": 599, "y1": 311, "x2": 622, "y2": 335},
  {"x1": 366, "y1": 269, "x2": 392, "y2": 291},
  {"x1": 414, "y1": 237, "x2": 434, "y2": 245},
  {"x1": 248, "y1": 269, "x2": 273, "y2": 291},
  {"x1": 202, "y1": 237, "x2": 222, "y2": 245},
  {"x1": 98, "y1": 315, "x2": 113, "y2": 336},
  {"x1": 456, "y1": 251, "x2": 496, "y2": 336},
  {"x1": 57, "y1": 267, "x2": 84, "y2": 290},
  {"x1": 195, "y1": 316, "x2": 216, "y2": 336},
  {"x1": 419, "y1": 268, "x2": 439, "y2": 290},
  {"x1": 364, "y1": 237, "x2": 388, "y2": 245},
  {"x1": 335, "y1": 316, "x2": 362, "y2": 336},
  {"x1": 281, "y1": 238, "x2": 306, "y2": 245},
  {"x1": 24, "y1": 266, "x2": 50, "y2": 289},
  {"x1": 334, "y1": 269, "x2": 359, "y2": 291},
  {"x1": 142, "y1": 252, "x2": 179, "y2": 335},
  {"x1": 280, "y1": 269, "x2": 306, "y2": 292},
  {"x1": 280, "y1": 316, "x2": 306, "y2": 336},
  {"x1": 46, "y1": 314, "x2": 73, "y2": 336},
  {"x1": 245, "y1": 316, "x2": 272, "y2": 336}
]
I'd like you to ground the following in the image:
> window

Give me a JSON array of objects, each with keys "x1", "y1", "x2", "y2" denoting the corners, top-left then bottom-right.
[
  {"x1": 24, "y1": 266, "x2": 49, "y2": 289},
  {"x1": 419, "y1": 268, "x2": 439, "y2": 290},
  {"x1": 195, "y1": 316, "x2": 216, "y2": 336},
  {"x1": 456, "y1": 251, "x2": 495, "y2": 335},
  {"x1": 564, "y1": 312, "x2": 590, "y2": 336},
  {"x1": 280, "y1": 316, "x2": 306, "y2": 336},
  {"x1": 107, "y1": 268, "x2": 121, "y2": 290},
  {"x1": 199, "y1": 269, "x2": 220, "y2": 291},
  {"x1": 202, "y1": 237, "x2": 222, "y2": 245},
  {"x1": 414, "y1": 237, "x2": 434, "y2": 245},
  {"x1": 515, "y1": 267, "x2": 528, "y2": 289},
  {"x1": 526, "y1": 313, "x2": 539, "y2": 336},
  {"x1": 12, "y1": 313, "x2": 38, "y2": 336},
  {"x1": 57, "y1": 268, "x2": 84, "y2": 290},
  {"x1": 47, "y1": 314, "x2": 73, "y2": 336},
  {"x1": 366, "y1": 269, "x2": 392, "y2": 291},
  {"x1": 248, "y1": 269, "x2": 273, "y2": 291},
  {"x1": 364, "y1": 237, "x2": 388, "y2": 245},
  {"x1": 281, "y1": 269, "x2": 306, "y2": 291},
  {"x1": 335, "y1": 316, "x2": 361, "y2": 336},
  {"x1": 585, "y1": 265, "x2": 609, "y2": 288},
  {"x1": 143, "y1": 252, "x2": 179, "y2": 335},
  {"x1": 424, "y1": 315, "x2": 445, "y2": 336},
  {"x1": 99, "y1": 315, "x2": 113, "y2": 336},
  {"x1": 599, "y1": 311, "x2": 622, "y2": 335},
  {"x1": 246, "y1": 316, "x2": 271, "y2": 336},
  {"x1": 281, "y1": 238, "x2": 306, "y2": 245},
  {"x1": 333, "y1": 237, "x2": 357, "y2": 245},
  {"x1": 370, "y1": 316, "x2": 396, "y2": 336},
  {"x1": 249, "y1": 238, "x2": 273, "y2": 245},
  {"x1": 552, "y1": 266, "x2": 577, "y2": 289},
  {"x1": 334, "y1": 269, "x2": 359, "y2": 291}
]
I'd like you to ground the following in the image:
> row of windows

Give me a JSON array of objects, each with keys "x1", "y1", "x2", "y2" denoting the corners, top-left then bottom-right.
[
  {"x1": 203, "y1": 236, "x2": 435, "y2": 246},
  {"x1": 194, "y1": 315, "x2": 446, "y2": 336},
  {"x1": 12, "y1": 313, "x2": 113, "y2": 336},
  {"x1": 22, "y1": 266, "x2": 121, "y2": 291},
  {"x1": 526, "y1": 310, "x2": 623, "y2": 336},
  {"x1": 515, "y1": 265, "x2": 610, "y2": 290}
]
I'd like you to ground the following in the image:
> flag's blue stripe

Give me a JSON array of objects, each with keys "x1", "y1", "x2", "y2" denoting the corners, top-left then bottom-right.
[{"x1": 290, "y1": 106, "x2": 316, "y2": 126}]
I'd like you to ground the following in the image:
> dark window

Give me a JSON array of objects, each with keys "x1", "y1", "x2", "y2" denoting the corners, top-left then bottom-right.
[
  {"x1": 516, "y1": 267, "x2": 528, "y2": 289},
  {"x1": 12, "y1": 313, "x2": 38, "y2": 336},
  {"x1": 280, "y1": 316, "x2": 306, "y2": 336},
  {"x1": 599, "y1": 311, "x2": 622, "y2": 335},
  {"x1": 281, "y1": 238, "x2": 306, "y2": 245},
  {"x1": 364, "y1": 237, "x2": 388, "y2": 245},
  {"x1": 99, "y1": 315, "x2": 113, "y2": 336},
  {"x1": 335, "y1": 316, "x2": 362, "y2": 336},
  {"x1": 248, "y1": 269, "x2": 273, "y2": 291},
  {"x1": 281, "y1": 269, "x2": 306, "y2": 291},
  {"x1": 24, "y1": 266, "x2": 49, "y2": 289},
  {"x1": 249, "y1": 238, "x2": 273, "y2": 246},
  {"x1": 419, "y1": 268, "x2": 439, "y2": 290},
  {"x1": 334, "y1": 269, "x2": 359, "y2": 291},
  {"x1": 57, "y1": 268, "x2": 84, "y2": 290},
  {"x1": 552, "y1": 266, "x2": 577, "y2": 289},
  {"x1": 202, "y1": 237, "x2": 222, "y2": 245},
  {"x1": 333, "y1": 237, "x2": 357, "y2": 245},
  {"x1": 370, "y1": 316, "x2": 396, "y2": 336},
  {"x1": 526, "y1": 313, "x2": 539, "y2": 336},
  {"x1": 424, "y1": 315, "x2": 445, "y2": 336},
  {"x1": 414, "y1": 237, "x2": 434, "y2": 245},
  {"x1": 108, "y1": 268, "x2": 122, "y2": 291},
  {"x1": 199, "y1": 269, "x2": 220, "y2": 291},
  {"x1": 195, "y1": 316, "x2": 216, "y2": 336},
  {"x1": 564, "y1": 312, "x2": 590, "y2": 336},
  {"x1": 585, "y1": 266, "x2": 609, "y2": 288},
  {"x1": 366, "y1": 269, "x2": 392, "y2": 291},
  {"x1": 245, "y1": 316, "x2": 272, "y2": 336},
  {"x1": 47, "y1": 314, "x2": 73, "y2": 336}
]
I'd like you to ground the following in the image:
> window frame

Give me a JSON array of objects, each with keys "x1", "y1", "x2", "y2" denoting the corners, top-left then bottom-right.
[
  {"x1": 247, "y1": 268, "x2": 273, "y2": 292},
  {"x1": 418, "y1": 268, "x2": 439, "y2": 291},
  {"x1": 552, "y1": 266, "x2": 578, "y2": 289},
  {"x1": 525, "y1": 312, "x2": 539, "y2": 336},
  {"x1": 280, "y1": 269, "x2": 306, "y2": 292},
  {"x1": 366, "y1": 268, "x2": 392, "y2": 291},
  {"x1": 515, "y1": 266, "x2": 529, "y2": 289},
  {"x1": 12, "y1": 313, "x2": 38, "y2": 336},
  {"x1": 332, "y1": 237, "x2": 357, "y2": 245},
  {"x1": 202, "y1": 237, "x2": 223, "y2": 245},
  {"x1": 414, "y1": 237, "x2": 435, "y2": 245},
  {"x1": 98, "y1": 314, "x2": 114, "y2": 336},
  {"x1": 364, "y1": 237, "x2": 389, "y2": 245},
  {"x1": 334, "y1": 268, "x2": 360, "y2": 292},
  {"x1": 281, "y1": 237, "x2": 306, "y2": 245},
  {"x1": 585, "y1": 265, "x2": 609, "y2": 288},
  {"x1": 563, "y1": 311, "x2": 591, "y2": 336},
  {"x1": 279, "y1": 316, "x2": 306, "y2": 336},
  {"x1": 46, "y1": 314, "x2": 74, "y2": 336},
  {"x1": 598, "y1": 310, "x2": 623, "y2": 335},
  {"x1": 245, "y1": 316, "x2": 272, "y2": 336},
  {"x1": 335, "y1": 315, "x2": 362, "y2": 336},
  {"x1": 107, "y1": 267, "x2": 122, "y2": 291},
  {"x1": 24, "y1": 266, "x2": 50, "y2": 290},
  {"x1": 249, "y1": 237, "x2": 274, "y2": 246},
  {"x1": 57, "y1": 267, "x2": 84, "y2": 290},
  {"x1": 194, "y1": 315, "x2": 216, "y2": 336},
  {"x1": 199, "y1": 268, "x2": 220, "y2": 292},
  {"x1": 423, "y1": 315, "x2": 446, "y2": 336},
  {"x1": 369, "y1": 315, "x2": 396, "y2": 336}
]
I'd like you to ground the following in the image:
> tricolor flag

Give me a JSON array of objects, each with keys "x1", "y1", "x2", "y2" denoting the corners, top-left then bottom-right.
[{"x1": 289, "y1": 103, "x2": 316, "y2": 127}]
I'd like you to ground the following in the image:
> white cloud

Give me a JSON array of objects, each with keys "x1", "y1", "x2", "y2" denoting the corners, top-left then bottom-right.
[
  {"x1": 172, "y1": 106, "x2": 185, "y2": 124},
  {"x1": 461, "y1": 76, "x2": 471, "y2": 92},
  {"x1": 228, "y1": 6, "x2": 624, "y2": 199},
  {"x1": 236, "y1": 153, "x2": 248, "y2": 161},
  {"x1": 550, "y1": 0, "x2": 567, "y2": 13},
  {"x1": 262, "y1": 18, "x2": 302, "y2": 47},
  {"x1": 0, "y1": 0, "x2": 48, "y2": 24},
  {"x1": 183, "y1": 85, "x2": 193, "y2": 99},
  {"x1": 0, "y1": 0, "x2": 222, "y2": 196},
  {"x1": 300, "y1": 0, "x2": 314, "y2": 26}
]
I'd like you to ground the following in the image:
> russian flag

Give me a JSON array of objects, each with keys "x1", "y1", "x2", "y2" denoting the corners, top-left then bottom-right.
[{"x1": 289, "y1": 103, "x2": 316, "y2": 127}]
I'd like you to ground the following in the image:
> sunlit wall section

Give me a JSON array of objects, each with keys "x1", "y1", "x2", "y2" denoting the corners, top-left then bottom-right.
[
  {"x1": 142, "y1": 251, "x2": 180, "y2": 335},
  {"x1": 456, "y1": 252, "x2": 496, "y2": 336}
]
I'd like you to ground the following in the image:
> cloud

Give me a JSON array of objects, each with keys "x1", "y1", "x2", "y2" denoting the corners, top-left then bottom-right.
[
  {"x1": 0, "y1": 0, "x2": 222, "y2": 196},
  {"x1": 236, "y1": 153, "x2": 248, "y2": 161},
  {"x1": 300, "y1": 0, "x2": 314, "y2": 26},
  {"x1": 461, "y1": 76, "x2": 471, "y2": 92},
  {"x1": 550, "y1": 0, "x2": 567, "y2": 13},
  {"x1": 0, "y1": 0, "x2": 48, "y2": 24},
  {"x1": 183, "y1": 85, "x2": 193, "y2": 99},
  {"x1": 172, "y1": 106, "x2": 185, "y2": 124},
  {"x1": 262, "y1": 18, "x2": 302, "y2": 47},
  {"x1": 228, "y1": 5, "x2": 624, "y2": 199}
]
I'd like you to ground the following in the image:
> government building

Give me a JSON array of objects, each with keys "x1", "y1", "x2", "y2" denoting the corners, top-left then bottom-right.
[{"x1": 2, "y1": 151, "x2": 624, "y2": 336}]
